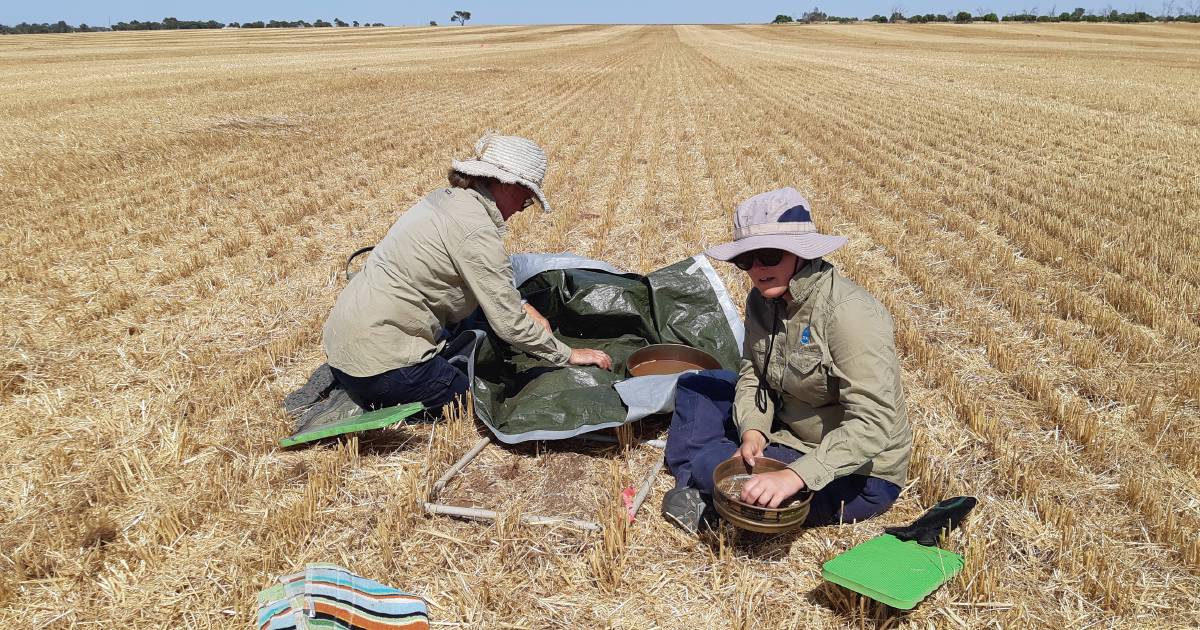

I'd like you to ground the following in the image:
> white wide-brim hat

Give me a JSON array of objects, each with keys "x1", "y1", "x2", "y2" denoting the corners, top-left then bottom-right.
[
  {"x1": 704, "y1": 187, "x2": 846, "y2": 261},
  {"x1": 450, "y1": 131, "x2": 552, "y2": 212}
]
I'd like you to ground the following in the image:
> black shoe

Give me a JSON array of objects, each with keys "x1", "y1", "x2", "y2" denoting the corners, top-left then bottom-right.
[
  {"x1": 283, "y1": 364, "x2": 336, "y2": 416},
  {"x1": 662, "y1": 487, "x2": 714, "y2": 535},
  {"x1": 290, "y1": 387, "x2": 363, "y2": 435}
]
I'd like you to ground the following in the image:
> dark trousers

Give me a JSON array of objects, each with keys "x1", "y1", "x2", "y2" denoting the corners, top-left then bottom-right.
[
  {"x1": 665, "y1": 370, "x2": 901, "y2": 526},
  {"x1": 331, "y1": 357, "x2": 468, "y2": 413}
]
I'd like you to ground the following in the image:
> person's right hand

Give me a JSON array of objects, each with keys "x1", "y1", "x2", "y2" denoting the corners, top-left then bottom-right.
[
  {"x1": 568, "y1": 348, "x2": 612, "y2": 370},
  {"x1": 738, "y1": 430, "x2": 767, "y2": 467}
]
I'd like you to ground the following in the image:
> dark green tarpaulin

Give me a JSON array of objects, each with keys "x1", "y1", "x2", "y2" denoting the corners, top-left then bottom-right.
[{"x1": 471, "y1": 257, "x2": 740, "y2": 443}]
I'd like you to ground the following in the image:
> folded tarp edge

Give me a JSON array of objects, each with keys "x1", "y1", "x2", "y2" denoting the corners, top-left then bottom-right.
[
  {"x1": 510, "y1": 252, "x2": 624, "y2": 287},
  {"x1": 687, "y1": 253, "x2": 745, "y2": 350},
  {"x1": 614, "y1": 372, "x2": 692, "y2": 421}
]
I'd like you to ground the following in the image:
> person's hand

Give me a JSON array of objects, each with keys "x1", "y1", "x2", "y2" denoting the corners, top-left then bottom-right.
[
  {"x1": 737, "y1": 430, "x2": 767, "y2": 467},
  {"x1": 523, "y1": 303, "x2": 552, "y2": 333},
  {"x1": 740, "y1": 469, "x2": 807, "y2": 508},
  {"x1": 569, "y1": 348, "x2": 612, "y2": 370}
]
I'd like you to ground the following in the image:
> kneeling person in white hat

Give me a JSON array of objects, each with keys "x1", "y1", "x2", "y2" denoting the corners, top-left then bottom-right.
[
  {"x1": 321, "y1": 133, "x2": 612, "y2": 413},
  {"x1": 662, "y1": 188, "x2": 912, "y2": 534}
]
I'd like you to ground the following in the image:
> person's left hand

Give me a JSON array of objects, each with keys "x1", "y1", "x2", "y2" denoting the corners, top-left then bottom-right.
[
  {"x1": 740, "y1": 469, "x2": 807, "y2": 508},
  {"x1": 523, "y1": 303, "x2": 552, "y2": 333}
]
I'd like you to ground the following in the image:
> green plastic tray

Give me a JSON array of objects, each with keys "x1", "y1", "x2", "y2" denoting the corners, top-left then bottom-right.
[
  {"x1": 279, "y1": 402, "x2": 425, "y2": 447},
  {"x1": 821, "y1": 533, "x2": 964, "y2": 610}
]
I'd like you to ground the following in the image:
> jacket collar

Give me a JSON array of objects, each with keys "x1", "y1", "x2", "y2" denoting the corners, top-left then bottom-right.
[
  {"x1": 468, "y1": 185, "x2": 507, "y2": 234},
  {"x1": 785, "y1": 258, "x2": 831, "y2": 309}
]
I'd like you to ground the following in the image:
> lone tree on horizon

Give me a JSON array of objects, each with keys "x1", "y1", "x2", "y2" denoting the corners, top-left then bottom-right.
[{"x1": 451, "y1": 10, "x2": 471, "y2": 26}]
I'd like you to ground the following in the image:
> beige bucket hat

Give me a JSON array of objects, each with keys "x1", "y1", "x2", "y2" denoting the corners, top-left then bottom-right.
[
  {"x1": 704, "y1": 187, "x2": 847, "y2": 261},
  {"x1": 451, "y1": 131, "x2": 553, "y2": 212}
]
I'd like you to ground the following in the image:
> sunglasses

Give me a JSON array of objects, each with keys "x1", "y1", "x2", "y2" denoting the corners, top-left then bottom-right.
[{"x1": 732, "y1": 249, "x2": 787, "y2": 271}]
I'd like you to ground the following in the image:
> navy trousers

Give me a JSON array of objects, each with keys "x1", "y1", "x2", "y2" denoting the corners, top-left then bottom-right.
[
  {"x1": 331, "y1": 357, "x2": 468, "y2": 413},
  {"x1": 665, "y1": 370, "x2": 901, "y2": 527}
]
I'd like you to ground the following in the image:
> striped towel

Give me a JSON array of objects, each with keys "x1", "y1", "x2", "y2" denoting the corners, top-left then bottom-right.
[{"x1": 256, "y1": 563, "x2": 429, "y2": 630}]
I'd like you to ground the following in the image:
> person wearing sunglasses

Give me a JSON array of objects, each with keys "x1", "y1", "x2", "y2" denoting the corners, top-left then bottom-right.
[
  {"x1": 661, "y1": 187, "x2": 911, "y2": 534},
  {"x1": 320, "y1": 132, "x2": 612, "y2": 414}
]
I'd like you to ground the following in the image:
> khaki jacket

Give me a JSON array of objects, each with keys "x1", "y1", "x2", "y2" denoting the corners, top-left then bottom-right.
[
  {"x1": 732, "y1": 259, "x2": 911, "y2": 491},
  {"x1": 322, "y1": 186, "x2": 573, "y2": 377}
]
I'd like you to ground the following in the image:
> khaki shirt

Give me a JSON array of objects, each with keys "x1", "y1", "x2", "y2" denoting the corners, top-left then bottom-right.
[
  {"x1": 322, "y1": 186, "x2": 573, "y2": 377},
  {"x1": 732, "y1": 259, "x2": 911, "y2": 491}
]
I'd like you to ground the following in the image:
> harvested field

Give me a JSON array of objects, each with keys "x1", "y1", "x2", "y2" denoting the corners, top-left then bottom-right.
[{"x1": 2, "y1": 22, "x2": 1200, "y2": 628}]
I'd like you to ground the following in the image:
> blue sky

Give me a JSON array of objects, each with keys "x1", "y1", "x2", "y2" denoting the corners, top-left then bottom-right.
[{"x1": 2, "y1": 1, "x2": 1185, "y2": 26}]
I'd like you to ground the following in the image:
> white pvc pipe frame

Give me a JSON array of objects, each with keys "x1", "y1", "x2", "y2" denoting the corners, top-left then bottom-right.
[{"x1": 422, "y1": 432, "x2": 667, "y2": 532}]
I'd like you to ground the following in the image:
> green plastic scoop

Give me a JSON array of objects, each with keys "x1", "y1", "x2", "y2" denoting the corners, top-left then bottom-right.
[{"x1": 821, "y1": 496, "x2": 977, "y2": 610}]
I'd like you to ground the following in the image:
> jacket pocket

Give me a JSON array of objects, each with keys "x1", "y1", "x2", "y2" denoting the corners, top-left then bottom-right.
[{"x1": 784, "y1": 349, "x2": 831, "y2": 406}]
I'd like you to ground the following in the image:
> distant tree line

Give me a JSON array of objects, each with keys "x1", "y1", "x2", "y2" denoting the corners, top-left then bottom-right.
[
  {"x1": 773, "y1": 6, "x2": 1200, "y2": 24},
  {"x1": 112, "y1": 17, "x2": 223, "y2": 30},
  {"x1": 1, "y1": 21, "x2": 109, "y2": 33},
  {"x1": 234, "y1": 19, "x2": 385, "y2": 28},
  {"x1": 906, "y1": 11, "x2": 999, "y2": 22},
  {"x1": 1, "y1": 17, "x2": 387, "y2": 35},
  {"x1": 997, "y1": 8, "x2": 1195, "y2": 22},
  {"x1": 774, "y1": 9, "x2": 857, "y2": 23}
]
